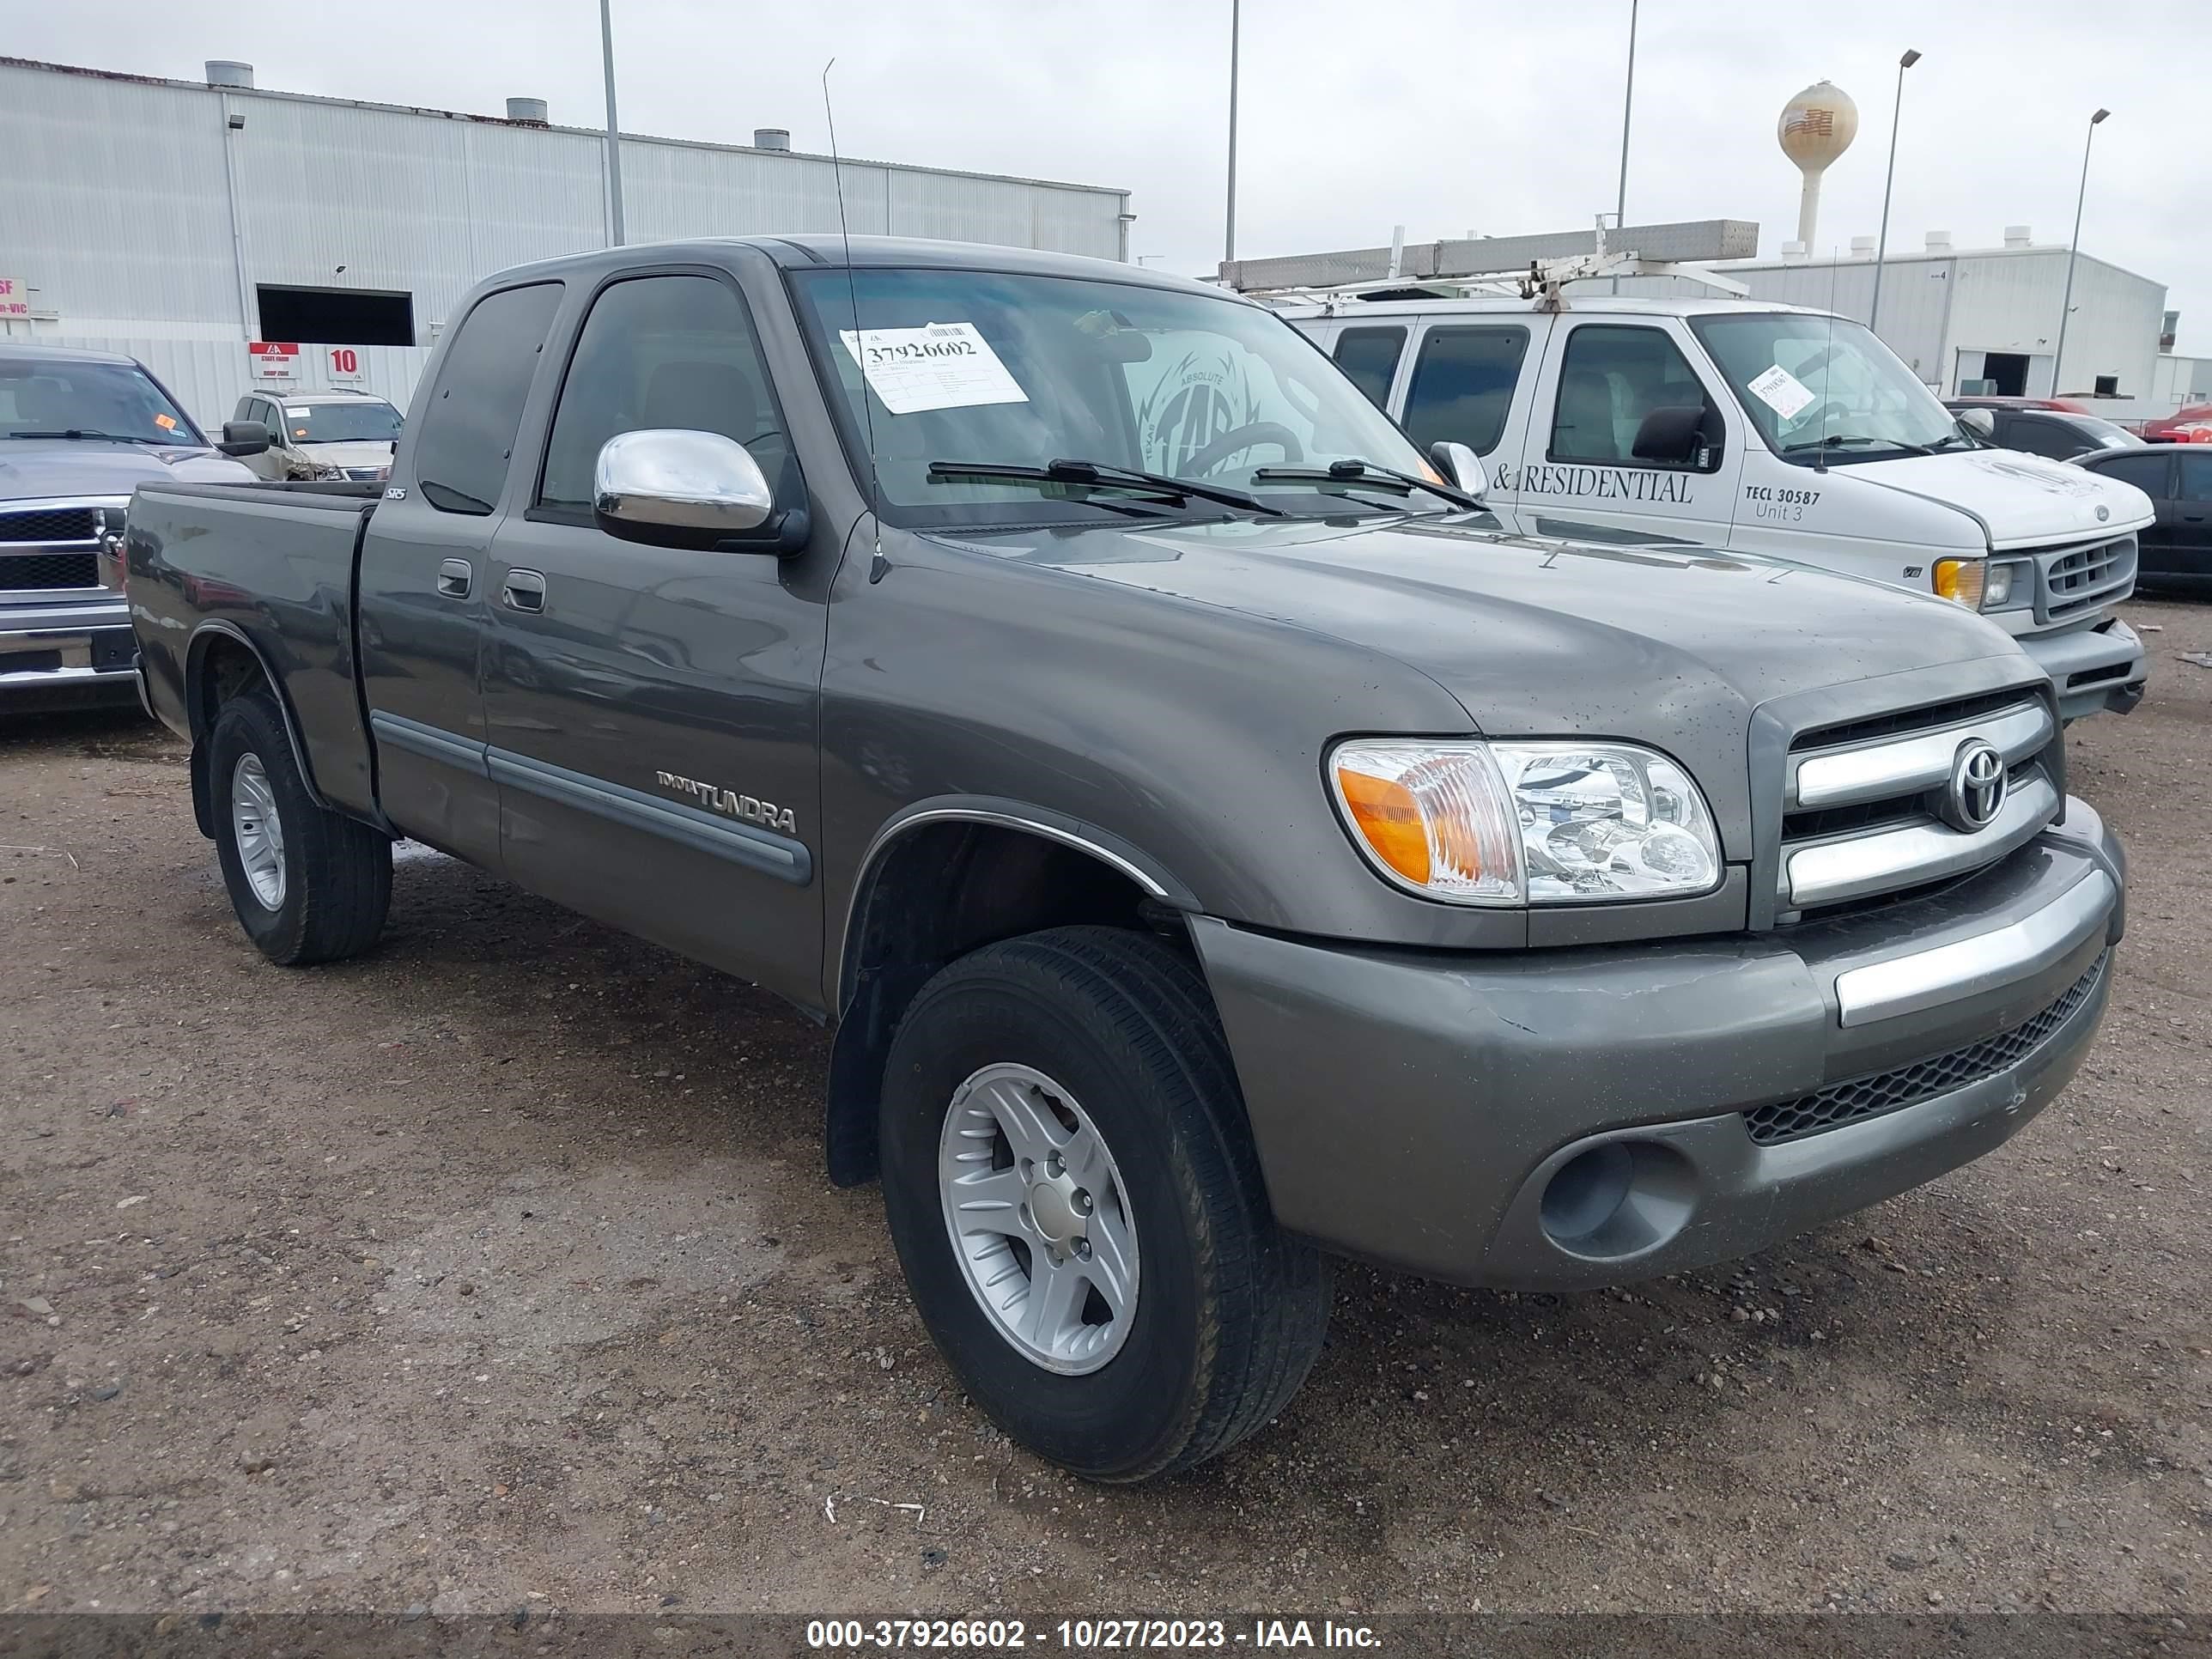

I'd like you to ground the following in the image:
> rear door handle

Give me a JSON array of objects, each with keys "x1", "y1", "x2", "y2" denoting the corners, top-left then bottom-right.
[
  {"x1": 435, "y1": 558, "x2": 472, "y2": 599},
  {"x1": 501, "y1": 568, "x2": 547, "y2": 613}
]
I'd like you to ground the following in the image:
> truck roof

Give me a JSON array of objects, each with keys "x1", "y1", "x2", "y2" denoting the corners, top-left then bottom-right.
[
  {"x1": 471, "y1": 234, "x2": 1247, "y2": 302},
  {"x1": 0, "y1": 341, "x2": 141, "y2": 366},
  {"x1": 1264, "y1": 294, "x2": 1838, "y2": 321}
]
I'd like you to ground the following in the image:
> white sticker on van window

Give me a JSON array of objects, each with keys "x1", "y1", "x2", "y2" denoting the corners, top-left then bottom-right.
[
  {"x1": 284, "y1": 405, "x2": 310, "y2": 417},
  {"x1": 837, "y1": 322, "x2": 1029, "y2": 415},
  {"x1": 1746, "y1": 364, "x2": 1816, "y2": 422}
]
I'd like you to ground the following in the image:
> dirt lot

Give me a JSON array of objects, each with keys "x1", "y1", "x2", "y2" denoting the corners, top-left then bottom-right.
[{"x1": 3, "y1": 600, "x2": 2209, "y2": 1620}]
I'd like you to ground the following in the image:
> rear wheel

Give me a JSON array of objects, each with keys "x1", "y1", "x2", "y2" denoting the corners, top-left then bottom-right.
[
  {"x1": 209, "y1": 690, "x2": 392, "y2": 965},
  {"x1": 879, "y1": 926, "x2": 1331, "y2": 1481}
]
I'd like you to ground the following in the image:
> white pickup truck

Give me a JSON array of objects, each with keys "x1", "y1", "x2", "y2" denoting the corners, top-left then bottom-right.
[{"x1": 1265, "y1": 289, "x2": 2151, "y2": 722}]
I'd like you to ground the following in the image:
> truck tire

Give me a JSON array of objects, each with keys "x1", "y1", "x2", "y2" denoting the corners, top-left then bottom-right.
[
  {"x1": 878, "y1": 925, "x2": 1331, "y2": 1481},
  {"x1": 208, "y1": 690, "x2": 392, "y2": 965}
]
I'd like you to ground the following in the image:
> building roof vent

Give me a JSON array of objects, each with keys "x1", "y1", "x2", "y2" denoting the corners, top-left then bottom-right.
[
  {"x1": 1925, "y1": 230, "x2": 1954, "y2": 252},
  {"x1": 2004, "y1": 224, "x2": 2033, "y2": 248},
  {"x1": 753, "y1": 127, "x2": 792, "y2": 151},
  {"x1": 205, "y1": 60, "x2": 254, "y2": 89},
  {"x1": 506, "y1": 96, "x2": 549, "y2": 125},
  {"x1": 1850, "y1": 235, "x2": 1876, "y2": 258}
]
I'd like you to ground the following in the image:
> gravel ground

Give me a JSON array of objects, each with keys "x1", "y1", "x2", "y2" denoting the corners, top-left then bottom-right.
[{"x1": 2, "y1": 599, "x2": 2209, "y2": 1619}]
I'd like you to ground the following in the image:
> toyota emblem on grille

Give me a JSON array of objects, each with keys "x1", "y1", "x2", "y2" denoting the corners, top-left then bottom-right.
[{"x1": 1943, "y1": 739, "x2": 2008, "y2": 832}]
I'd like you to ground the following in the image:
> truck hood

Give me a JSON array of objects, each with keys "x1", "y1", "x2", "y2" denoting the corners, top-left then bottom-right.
[
  {"x1": 939, "y1": 511, "x2": 2027, "y2": 748},
  {"x1": 0, "y1": 438, "x2": 257, "y2": 500},
  {"x1": 297, "y1": 440, "x2": 398, "y2": 469},
  {"x1": 1839, "y1": 448, "x2": 2154, "y2": 549}
]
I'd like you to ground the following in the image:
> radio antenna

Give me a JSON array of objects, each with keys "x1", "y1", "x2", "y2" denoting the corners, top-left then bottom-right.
[{"x1": 823, "y1": 58, "x2": 883, "y2": 571}]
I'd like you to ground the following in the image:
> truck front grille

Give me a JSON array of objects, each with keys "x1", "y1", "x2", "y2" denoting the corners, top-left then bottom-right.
[
  {"x1": 0, "y1": 506, "x2": 100, "y2": 544},
  {"x1": 2036, "y1": 533, "x2": 2136, "y2": 623},
  {"x1": 0, "y1": 552, "x2": 102, "y2": 590},
  {"x1": 1743, "y1": 951, "x2": 2107, "y2": 1146},
  {"x1": 1778, "y1": 690, "x2": 2060, "y2": 915}
]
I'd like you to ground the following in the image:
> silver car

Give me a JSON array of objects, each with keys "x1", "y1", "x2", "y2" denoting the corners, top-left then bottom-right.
[{"x1": 228, "y1": 388, "x2": 402, "y2": 482}]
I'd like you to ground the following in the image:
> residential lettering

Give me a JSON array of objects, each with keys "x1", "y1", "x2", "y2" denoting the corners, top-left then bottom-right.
[{"x1": 1493, "y1": 463, "x2": 1695, "y2": 505}]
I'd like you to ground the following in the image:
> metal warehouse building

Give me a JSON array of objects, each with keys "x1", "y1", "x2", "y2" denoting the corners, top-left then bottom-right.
[
  {"x1": 1623, "y1": 229, "x2": 2169, "y2": 411},
  {"x1": 0, "y1": 56, "x2": 1133, "y2": 429}
]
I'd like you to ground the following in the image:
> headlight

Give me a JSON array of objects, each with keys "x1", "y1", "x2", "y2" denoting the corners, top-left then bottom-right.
[
  {"x1": 1329, "y1": 739, "x2": 1723, "y2": 905},
  {"x1": 1982, "y1": 561, "x2": 2025, "y2": 608},
  {"x1": 1932, "y1": 557, "x2": 1985, "y2": 609}
]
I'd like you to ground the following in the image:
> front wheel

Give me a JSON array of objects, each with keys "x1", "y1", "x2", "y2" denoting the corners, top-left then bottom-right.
[
  {"x1": 209, "y1": 690, "x2": 392, "y2": 965},
  {"x1": 879, "y1": 926, "x2": 1331, "y2": 1481}
]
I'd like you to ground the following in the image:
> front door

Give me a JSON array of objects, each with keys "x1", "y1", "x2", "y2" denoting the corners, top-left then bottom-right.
[
  {"x1": 1508, "y1": 319, "x2": 1739, "y2": 545},
  {"x1": 2089, "y1": 450, "x2": 2179, "y2": 578},
  {"x1": 357, "y1": 278, "x2": 567, "y2": 866},
  {"x1": 477, "y1": 268, "x2": 829, "y2": 1006},
  {"x1": 2177, "y1": 452, "x2": 2212, "y2": 579}
]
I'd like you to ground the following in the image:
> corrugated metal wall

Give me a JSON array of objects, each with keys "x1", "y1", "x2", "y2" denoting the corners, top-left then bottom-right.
[{"x1": 0, "y1": 59, "x2": 1129, "y2": 431}]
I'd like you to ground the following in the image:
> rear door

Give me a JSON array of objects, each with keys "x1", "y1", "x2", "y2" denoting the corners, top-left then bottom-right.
[
  {"x1": 1511, "y1": 317, "x2": 1738, "y2": 544},
  {"x1": 2176, "y1": 452, "x2": 2212, "y2": 578},
  {"x1": 477, "y1": 265, "x2": 827, "y2": 1006},
  {"x1": 357, "y1": 278, "x2": 565, "y2": 866},
  {"x1": 2087, "y1": 450, "x2": 2179, "y2": 576}
]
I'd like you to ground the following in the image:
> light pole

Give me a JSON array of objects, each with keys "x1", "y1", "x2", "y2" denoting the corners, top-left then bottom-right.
[
  {"x1": 1609, "y1": 0, "x2": 1638, "y2": 295},
  {"x1": 1224, "y1": 0, "x2": 1241, "y2": 265},
  {"x1": 2052, "y1": 107, "x2": 2111, "y2": 398},
  {"x1": 1868, "y1": 48, "x2": 1920, "y2": 336},
  {"x1": 599, "y1": 0, "x2": 626, "y2": 246}
]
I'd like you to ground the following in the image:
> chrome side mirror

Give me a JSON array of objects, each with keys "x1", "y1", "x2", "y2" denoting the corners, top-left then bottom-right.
[
  {"x1": 1430, "y1": 440, "x2": 1487, "y2": 502},
  {"x1": 594, "y1": 428, "x2": 804, "y2": 552},
  {"x1": 1959, "y1": 408, "x2": 1996, "y2": 440}
]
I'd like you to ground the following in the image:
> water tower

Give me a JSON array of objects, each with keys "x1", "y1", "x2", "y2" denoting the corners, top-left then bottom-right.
[{"x1": 1778, "y1": 81, "x2": 1859, "y2": 252}]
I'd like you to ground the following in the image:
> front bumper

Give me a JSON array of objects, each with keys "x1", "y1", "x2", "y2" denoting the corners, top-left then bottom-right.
[
  {"x1": 0, "y1": 592, "x2": 139, "y2": 710},
  {"x1": 1195, "y1": 800, "x2": 2124, "y2": 1290},
  {"x1": 2021, "y1": 617, "x2": 2147, "y2": 720}
]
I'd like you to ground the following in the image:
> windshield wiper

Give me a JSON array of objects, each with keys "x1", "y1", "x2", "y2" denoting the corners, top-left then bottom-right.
[
  {"x1": 1780, "y1": 433, "x2": 1937, "y2": 458},
  {"x1": 7, "y1": 428, "x2": 174, "y2": 447},
  {"x1": 927, "y1": 459, "x2": 1285, "y2": 517},
  {"x1": 1250, "y1": 459, "x2": 1484, "y2": 511}
]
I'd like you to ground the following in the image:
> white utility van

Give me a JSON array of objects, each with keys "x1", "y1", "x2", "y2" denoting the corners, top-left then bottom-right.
[{"x1": 1268, "y1": 289, "x2": 2151, "y2": 721}]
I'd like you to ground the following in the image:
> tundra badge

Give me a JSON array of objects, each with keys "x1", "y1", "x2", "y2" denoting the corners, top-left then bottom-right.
[{"x1": 655, "y1": 770, "x2": 797, "y2": 835}]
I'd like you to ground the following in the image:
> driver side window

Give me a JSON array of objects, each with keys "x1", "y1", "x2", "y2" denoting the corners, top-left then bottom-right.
[{"x1": 1548, "y1": 325, "x2": 1719, "y2": 471}]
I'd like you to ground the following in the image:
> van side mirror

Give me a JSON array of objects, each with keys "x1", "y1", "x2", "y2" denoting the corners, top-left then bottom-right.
[
  {"x1": 1428, "y1": 441, "x2": 1487, "y2": 502},
  {"x1": 1631, "y1": 404, "x2": 1711, "y2": 466},
  {"x1": 1959, "y1": 408, "x2": 1996, "y2": 440},
  {"x1": 593, "y1": 428, "x2": 808, "y2": 555},
  {"x1": 218, "y1": 419, "x2": 271, "y2": 458}
]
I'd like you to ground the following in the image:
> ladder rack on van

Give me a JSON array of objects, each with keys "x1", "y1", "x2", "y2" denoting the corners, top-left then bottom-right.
[{"x1": 1219, "y1": 218, "x2": 1757, "y2": 311}]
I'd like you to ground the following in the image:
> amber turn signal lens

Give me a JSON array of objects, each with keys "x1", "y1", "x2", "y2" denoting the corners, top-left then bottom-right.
[
  {"x1": 1932, "y1": 557, "x2": 1986, "y2": 610},
  {"x1": 1335, "y1": 768, "x2": 1431, "y2": 886}
]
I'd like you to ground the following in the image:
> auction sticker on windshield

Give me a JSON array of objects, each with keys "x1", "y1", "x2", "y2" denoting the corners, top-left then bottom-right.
[
  {"x1": 1747, "y1": 363, "x2": 1817, "y2": 422},
  {"x1": 838, "y1": 322, "x2": 1029, "y2": 416}
]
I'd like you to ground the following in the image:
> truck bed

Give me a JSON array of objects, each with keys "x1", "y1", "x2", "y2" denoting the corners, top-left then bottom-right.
[{"x1": 128, "y1": 480, "x2": 385, "y2": 823}]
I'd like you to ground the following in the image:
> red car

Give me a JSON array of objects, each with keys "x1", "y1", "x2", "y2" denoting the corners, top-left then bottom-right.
[{"x1": 2142, "y1": 404, "x2": 2212, "y2": 443}]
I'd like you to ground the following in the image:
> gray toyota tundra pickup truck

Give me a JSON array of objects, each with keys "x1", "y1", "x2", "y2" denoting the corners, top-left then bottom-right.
[{"x1": 124, "y1": 236, "x2": 2125, "y2": 1482}]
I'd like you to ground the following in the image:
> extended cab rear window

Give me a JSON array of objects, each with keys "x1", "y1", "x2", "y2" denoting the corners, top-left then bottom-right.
[{"x1": 414, "y1": 282, "x2": 563, "y2": 515}]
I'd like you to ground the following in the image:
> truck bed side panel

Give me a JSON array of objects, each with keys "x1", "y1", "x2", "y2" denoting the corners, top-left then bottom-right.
[{"x1": 128, "y1": 482, "x2": 381, "y2": 819}]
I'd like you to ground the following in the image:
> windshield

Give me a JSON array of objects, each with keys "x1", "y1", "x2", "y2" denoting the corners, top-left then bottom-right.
[
  {"x1": 792, "y1": 267, "x2": 1437, "y2": 526},
  {"x1": 1690, "y1": 313, "x2": 1963, "y2": 465},
  {"x1": 2068, "y1": 415, "x2": 2143, "y2": 451},
  {"x1": 0, "y1": 356, "x2": 201, "y2": 446},
  {"x1": 282, "y1": 400, "x2": 403, "y2": 444}
]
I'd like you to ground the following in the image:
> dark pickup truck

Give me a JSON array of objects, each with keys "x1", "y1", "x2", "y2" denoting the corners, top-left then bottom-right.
[{"x1": 126, "y1": 236, "x2": 2125, "y2": 1482}]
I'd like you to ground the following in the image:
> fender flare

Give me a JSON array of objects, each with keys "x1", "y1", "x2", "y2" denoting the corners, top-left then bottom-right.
[
  {"x1": 183, "y1": 622, "x2": 331, "y2": 834},
  {"x1": 832, "y1": 795, "x2": 1200, "y2": 1012}
]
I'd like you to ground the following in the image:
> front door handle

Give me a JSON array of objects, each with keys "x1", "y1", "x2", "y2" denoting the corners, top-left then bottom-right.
[
  {"x1": 501, "y1": 568, "x2": 548, "y2": 613},
  {"x1": 435, "y1": 558, "x2": 472, "y2": 599}
]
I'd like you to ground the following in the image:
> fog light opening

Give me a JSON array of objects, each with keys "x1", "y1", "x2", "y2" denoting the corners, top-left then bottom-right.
[{"x1": 1538, "y1": 1139, "x2": 1697, "y2": 1261}]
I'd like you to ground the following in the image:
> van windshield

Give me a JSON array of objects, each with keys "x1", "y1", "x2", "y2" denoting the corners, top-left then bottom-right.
[
  {"x1": 1691, "y1": 313, "x2": 1968, "y2": 466},
  {"x1": 792, "y1": 267, "x2": 1441, "y2": 526}
]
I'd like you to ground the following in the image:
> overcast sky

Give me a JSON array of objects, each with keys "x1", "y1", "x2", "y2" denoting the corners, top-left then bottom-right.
[{"x1": 9, "y1": 0, "x2": 2209, "y2": 349}]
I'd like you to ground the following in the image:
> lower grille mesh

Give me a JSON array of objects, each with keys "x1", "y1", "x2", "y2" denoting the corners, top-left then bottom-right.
[
  {"x1": 1744, "y1": 952, "x2": 2109, "y2": 1146},
  {"x1": 0, "y1": 552, "x2": 101, "y2": 590}
]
